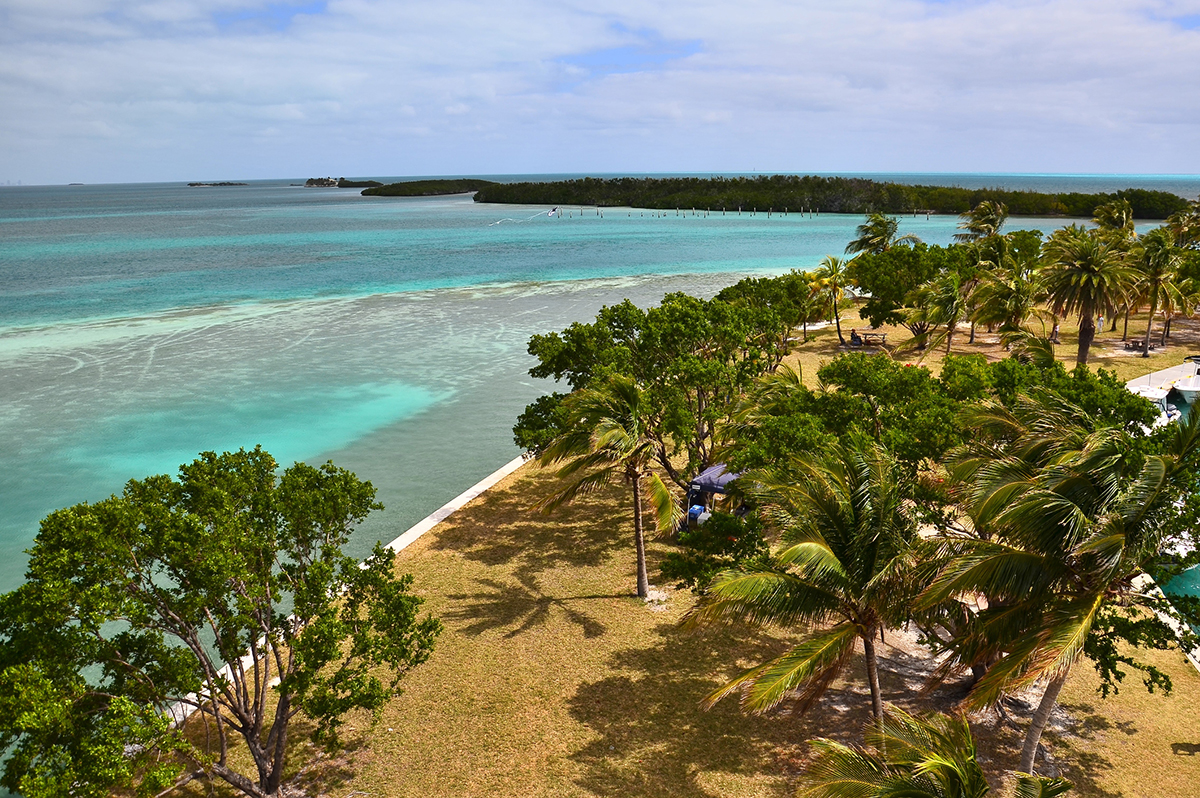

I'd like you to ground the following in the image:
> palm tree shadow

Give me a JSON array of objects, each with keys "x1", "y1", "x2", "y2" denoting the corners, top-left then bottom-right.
[
  {"x1": 443, "y1": 574, "x2": 618, "y2": 639},
  {"x1": 565, "y1": 621, "x2": 854, "y2": 798},
  {"x1": 427, "y1": 467, "x2": 631, "y2": 580}
]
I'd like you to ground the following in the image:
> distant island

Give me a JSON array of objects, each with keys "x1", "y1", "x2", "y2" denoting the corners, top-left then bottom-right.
[
  {"x1": 305, "y1": 177, "x2": 385, "y2": 188},
  {"x1": 188, "y1": 182, "x2": 248, "y2": 187},
  {"x1": 471, "y1": 175, "x2": 1189, "y2": 219},
  {"x1": 361, "y1": 179, "x2": 498, "y2": 197}
]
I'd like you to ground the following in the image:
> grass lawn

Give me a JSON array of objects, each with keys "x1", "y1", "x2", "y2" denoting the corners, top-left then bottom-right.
[
  {"x1": 220, "y1": 461, "x2": 1200, "y2": 798},
  {"x1": 179, "y1": 303, "x2": 1200, "y2": 798}
]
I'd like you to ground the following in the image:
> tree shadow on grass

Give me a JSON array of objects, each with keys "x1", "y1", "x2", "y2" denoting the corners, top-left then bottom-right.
[
  {"x1": 428, "y1": 467, "x2": 632, "y2": 580},
  {"x1": 565, "y1": 621, "x2": 873, "y2": 798},
  {"x1": 443, "y1": 574, "x2": 620, "y2": 639}
]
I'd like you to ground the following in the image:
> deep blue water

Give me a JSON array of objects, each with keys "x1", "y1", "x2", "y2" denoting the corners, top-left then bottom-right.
[{"x1": 1, "y1": 174, "x2": 1197, "y2": 595}]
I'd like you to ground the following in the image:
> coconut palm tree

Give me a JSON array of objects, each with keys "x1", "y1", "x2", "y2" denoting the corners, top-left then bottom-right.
[
  {"x1": 1164, "y1": 201, "x2": 1200, "y2": 250},
  {"x1": 1133, "y1": 228, "x2": 1184, "y2": 357},
  {"x1": 1040, "y1": 225, "x2": 1137, "y2": 364},
  {"x1": 923, "y1": 392, "x2": 1200, "y2": 774},
  {"x1": 1092, "y1": 198, "x2": 1137, "y2": 240},
  {"x1": 953, "y1": 200, "x2": 1009, "y2": 244},
  {"x1": 537, "y1": 374, "x2": 678, "y2": 598},
  {"x1": 905, "y1": 271, "x2": 965, "y2": 355},
  {"x1": 686, "y1": 439, "x2": 915, "y2": 720},
  {"x1": 799, "y1": 707, "x2": 1073, "y2": 798},
  {"x1": 846, "y1": 212, "x2": 922, "y2": 256},
  {"x1": 816, "y1": 255, "x2": 853, "y2": 346},
  {"x1": 971, "y1": 256, "x2": 1048, "y2": 337}
]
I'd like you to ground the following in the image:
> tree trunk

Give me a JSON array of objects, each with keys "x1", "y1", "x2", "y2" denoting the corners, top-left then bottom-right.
[
  {"x1": 832, "y1": 298, "x2": 845, "y2": 345},
  {"x1": 946, "y1": 323, "x2": 955, "y2": 355},
  {"x1": 1123, "y1": 306, "x2": 1130, "y2": 341},
  {"x1": 632, "y1": 475, "x2": 649, "y2": 599},
  {"x1": 969, "y1": 321, "x2": 976, "y2": 344},
  {"x1": 1076, "y1": 315, "x2": 1096, "y2": 365},
  {"x1": 1019, "y1": 670, "x2": 1069, "y2": 774},
  {"x1": 1143, "y1": 292, "x2": 1158, "y2": 358},
  {"x1": 862, "y1": 633, "x2": 884, "y2": 720}
]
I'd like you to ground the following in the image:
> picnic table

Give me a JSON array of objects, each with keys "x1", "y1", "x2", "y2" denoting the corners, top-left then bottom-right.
[
  {"x1": 849, "y1": 332, "x2": 887, "y2": 348},
  {"x1": 1125, "y1": 339, "x2": 1157, "y2": 352}
]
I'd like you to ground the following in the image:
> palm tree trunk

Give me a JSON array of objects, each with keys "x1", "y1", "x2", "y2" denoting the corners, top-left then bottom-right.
[
  {"x1": 1076, "y1": 315, "x2": 1096, "y2": 365},
  {"x1": 1123, "y1": 306, "x2": 1130, "y2": 341},
  {"x1": 1019, "y1": 670, "x2": 1069, "y2": 774},
  {"x1": 1143, "y1": 292, "x2": 1158, "y2": 358},
  {"x1": 632, "y1": 476, "x2": 649, "y2": 599},
  {"x1": 862, "y1": 633, "x2": 884, "y2": 720},
  {"x1": 832, "y1": 296, "x2": 845, "y2": 345}
]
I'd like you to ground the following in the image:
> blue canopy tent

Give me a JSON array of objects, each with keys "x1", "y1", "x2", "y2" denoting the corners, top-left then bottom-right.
[{"x1": 685, "y1": 464, "x2": 741, "y2": 528}]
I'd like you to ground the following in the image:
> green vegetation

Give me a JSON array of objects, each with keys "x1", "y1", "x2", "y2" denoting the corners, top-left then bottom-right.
[
  {"x1": 0, "y1": 448, "x2": 440, "y2": 798},
  {"x1": 362, "y1": 179, "x2": 497, "y2": 197},
  {"x1": 473, "y1": 175, "x2": 1190, "y2": 219}
]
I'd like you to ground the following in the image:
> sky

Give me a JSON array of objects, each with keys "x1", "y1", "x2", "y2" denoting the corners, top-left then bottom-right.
[{"x1": 2, "y1": 0, "x2": 1199, "y2": 185}]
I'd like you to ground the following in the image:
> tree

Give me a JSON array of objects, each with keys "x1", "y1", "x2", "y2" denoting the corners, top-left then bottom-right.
[
  {"x1": 687, "y1": 439, "x2": 916, "y2": 720},
  {"x1": 1040, "y1": 225, "x2": 1136, "y2": 364},
  {"x1": 537, "y1": 374, "x2": 677, "y2": 598},
  {"x1": 846, "y1": 212, "x2": 922, "y2": 256},
  {"x1": 799, "y1": 707, "x2": 1072, "y2": 798},
  {"x1": 816, "y1": 255, "x2": 853, "y2": 345},
  {"x1": 971, "y1": 238, "x2": 1049, "y2": 336},
  {"x1": 905, "y1": 271, "x2": 966, "y2": 355},
  {"x1": 953, "y1": 200, "x2": 1009, "y2": 244},
  {"x1": 1093, "y1": 198, "x2": 1137, "y2": 239},
  {"x1": 846, "y1": 243, "x2": 974, "y2": 342},
  {"x1": 923, "y1": 394, "x2": 1200, "y2": 773},
  {"x1": 0, "y1": 447, "x2": 441, "y2": 798},
  {"x1": 1133, "y1": 227, "x2": 1184, "y2": 356}
]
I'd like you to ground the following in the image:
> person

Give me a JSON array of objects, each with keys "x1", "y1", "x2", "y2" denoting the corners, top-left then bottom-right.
[{"x1": 850, "y1": 328, "x2": 863, "y2": 346}]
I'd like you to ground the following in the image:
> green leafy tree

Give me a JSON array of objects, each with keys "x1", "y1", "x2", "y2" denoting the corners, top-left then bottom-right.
[
  {"x1": 537, "y1": 374, "x2": 678, "y2": 598},
  {"x1": 1093, "y1": 198, "x2": 1137, "y2": 239},
  {"x1": 846, "y1": 243, "x2": 974, "y2": 342},
  {"x1": 799, "y1": 707, "x2": 1072, "y2": 798},
  {"x1": 1041, "y1": 225, "x2": 1136, "y2": 364},
  {"x1": 687, "y1": 439, "x2": 916, "y2": 720},
  {"x1": 0, "y1": 447, "x2": 441, "y2": 798},
  {"x1": 845, "y1": 212, "x2": 922, "y2": 255},
  {"x1": 923, "y1": 395, "x2": 1200, "y2": 773}
]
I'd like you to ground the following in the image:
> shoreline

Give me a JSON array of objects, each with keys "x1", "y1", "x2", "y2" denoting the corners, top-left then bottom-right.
[{"x1": 381, "y1": 454, "x2": 529, "y2": 555}]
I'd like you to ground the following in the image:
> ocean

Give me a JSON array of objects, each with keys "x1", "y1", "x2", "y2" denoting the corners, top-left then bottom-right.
[{"x1": 1, "y1": 174, "x2": 1198, "y2": 594}]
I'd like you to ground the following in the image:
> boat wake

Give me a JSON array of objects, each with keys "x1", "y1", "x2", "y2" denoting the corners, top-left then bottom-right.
[{"x1": 488, "y1": 210, "x2": 554, "y2": 226}]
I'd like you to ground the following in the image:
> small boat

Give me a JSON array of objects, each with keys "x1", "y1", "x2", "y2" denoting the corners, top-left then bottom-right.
[
  {"x1": 1169, "y1": 356, "x2": 1200, "y2": 405},
  {"x1": 1129, "y1": 384, "x2": 1182, "y2": 427}
]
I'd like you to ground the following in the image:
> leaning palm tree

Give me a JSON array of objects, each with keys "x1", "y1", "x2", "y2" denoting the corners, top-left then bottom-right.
[
  {"x1": 1040, "y1": 225, "x2": 1137, "y2": 364},
  {"x1": 923, "y1": 392, "x2": 1200, "y2": 773},
  {"x1": 816, "y1": 255, "x2": 853, "y2": 345},
  {"x1": 846, "y1": 212, "x2": 922, "y2": 255},
  {"x1": 1133, "y1": 227, "x2": 1184, "y2": 357},
  {"x1": 800, "y1": 707, "x2": 1072, "y2": 798},
  {"x1": 1092, "y1": 197, "x2": 1137, "y2": 240},
  {"x1": 686, "y1": 439, "x2": 915, "y2": 720},
  {"x1": 905, "y1": 271, "x2": 965, "y2": 355},
  {"x1": 953, "y1": 200, "x2": 1009, "y2": 244},
  {"x1": 1164, "y1": 200, "x2": 1200, "y2": 250},
  {"x1": 537, "y1": 374, "x2": 677, "y2": 598}
]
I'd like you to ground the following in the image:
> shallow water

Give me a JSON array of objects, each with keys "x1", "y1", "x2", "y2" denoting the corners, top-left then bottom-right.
[{"x1": 1, "y1": 176, "x2": 1193, "y2": 593}]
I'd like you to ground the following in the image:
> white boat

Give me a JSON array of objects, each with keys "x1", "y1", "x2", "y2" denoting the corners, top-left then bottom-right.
[
  {"x1": 1167, "y1": 356, "x2": 1200, "y2": 405},
  {"x1": 1128, "y1": 384, "x2": 1182, "y2": 427}
]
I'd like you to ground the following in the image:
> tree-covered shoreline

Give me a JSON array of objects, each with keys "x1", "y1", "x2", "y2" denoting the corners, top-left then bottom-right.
[{"x1": 473, "y1": 175, "x2": 1190, "y2": 219}]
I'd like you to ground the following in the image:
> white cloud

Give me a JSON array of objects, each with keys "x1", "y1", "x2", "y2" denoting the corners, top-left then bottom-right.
[{"x1": 1, "y1": 0, "x2": 1198, "y2": 183}]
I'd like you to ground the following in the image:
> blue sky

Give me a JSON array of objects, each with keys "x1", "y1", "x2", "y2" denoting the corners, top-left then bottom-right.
[{"x1": 1, "y1": 0, "x2": 1198, "y2": 184}]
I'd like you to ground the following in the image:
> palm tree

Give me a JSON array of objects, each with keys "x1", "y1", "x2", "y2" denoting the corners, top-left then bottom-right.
[
  {"x1": 1133, "y1": 227, "x2": 1184, "y2": 356},
  {"x1": 846, "y1": 212, "x2": 922, "y2": 256},
  {"x1": 799, "y1": 707, "x2": 1072, "y2": 798},
  {"x1": 816, "y1": 255, "x2": 853, "y2": 346},
  {"x1": 923, "y1": 393, "x2": 1200, "y2": 773},
  {"x1": 953, "y1": 200, "x2": 1009, "y2": 244},
  {"x1": 1164, "y1": 200, "x2": 1200, "y2": 250},
  {"x1": 686, "y1": 440, "x2": 915, "y2": 720},
  {"x1": 1040, "y1": 225, "x2": 1136, "y2": 364},
  {"x1": 971, "y1": 255, "x2": 1048, "y2": 337},
  {"x1": 905, "y1": 271, "x2": 965, "y2": 355},
  {"x1": 1092, "y1": 198, "x2": 1137, "y2": 240},
  {"x1": 537, "y1": 374, "x2": 677, "y2": 598}
]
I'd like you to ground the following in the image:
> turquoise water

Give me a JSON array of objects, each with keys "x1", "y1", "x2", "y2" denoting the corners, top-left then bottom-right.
[{"x1": 1, "y1": 175, "x2": 1198, "y2": 595}]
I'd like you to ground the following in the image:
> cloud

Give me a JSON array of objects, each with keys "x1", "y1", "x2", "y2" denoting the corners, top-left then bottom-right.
[{"x1": 1, "y1": 0, "x2": 1198, "y2": 183}]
